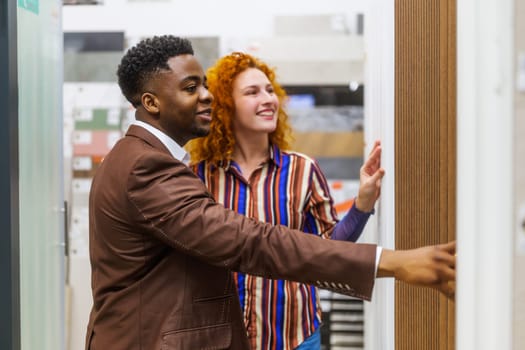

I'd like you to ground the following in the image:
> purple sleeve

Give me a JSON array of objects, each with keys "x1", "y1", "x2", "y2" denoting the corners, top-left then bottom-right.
[{"x1": 331, "y1": 201, "x2": 374, "y2": 242}]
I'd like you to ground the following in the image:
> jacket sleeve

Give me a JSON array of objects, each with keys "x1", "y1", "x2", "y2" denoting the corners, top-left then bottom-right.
[{"x1": 127, "y1": 151, "x2": 377, "y2": 300}]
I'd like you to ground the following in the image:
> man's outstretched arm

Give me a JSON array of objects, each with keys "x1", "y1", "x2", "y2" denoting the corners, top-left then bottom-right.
[{"x1": 377, "y1": 241, "x2": 456, "y2": 298}]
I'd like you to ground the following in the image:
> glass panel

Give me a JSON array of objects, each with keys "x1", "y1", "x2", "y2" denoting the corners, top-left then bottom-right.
[{"x1": 17, "y1": 1, "x2": 65, "y2": 349}]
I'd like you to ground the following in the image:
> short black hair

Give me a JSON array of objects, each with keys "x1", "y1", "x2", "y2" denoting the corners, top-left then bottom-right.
[{"x1": 117, "y1": 35, "x2": 194, "y2": 107}]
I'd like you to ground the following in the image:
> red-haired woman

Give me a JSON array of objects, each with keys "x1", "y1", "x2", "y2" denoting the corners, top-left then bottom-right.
[{"x1": 186, "y1": 52, "x2": 384, "y2": 350}]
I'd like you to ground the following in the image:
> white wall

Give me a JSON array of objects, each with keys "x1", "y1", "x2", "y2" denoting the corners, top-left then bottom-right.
[
  {"x1": 64, "y1": 1, "x2": 368, "y2": 84},
  {"x1": 63, "y1": 0, "x2": 366, "y2": 38}
]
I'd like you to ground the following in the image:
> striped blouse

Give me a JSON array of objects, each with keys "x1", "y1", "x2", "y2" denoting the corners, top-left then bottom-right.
[{"x1": 192, "y1": 145, "x2": 365, "y2": 350}]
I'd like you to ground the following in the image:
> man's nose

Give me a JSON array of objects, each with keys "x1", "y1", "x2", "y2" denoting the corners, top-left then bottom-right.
[{"x1": 199, "y1": 86, "x2": 213, "y2": 102}]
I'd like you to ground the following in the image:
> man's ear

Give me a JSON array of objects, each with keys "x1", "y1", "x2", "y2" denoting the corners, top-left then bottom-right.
[{"x1": 141, "y1": 92, "x2": 160, "y2": 114}]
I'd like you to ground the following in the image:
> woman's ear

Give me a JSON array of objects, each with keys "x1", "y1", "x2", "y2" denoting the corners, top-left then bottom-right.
[{"x1": 141, "y1": 92, "x2": 160, "y2": 114}]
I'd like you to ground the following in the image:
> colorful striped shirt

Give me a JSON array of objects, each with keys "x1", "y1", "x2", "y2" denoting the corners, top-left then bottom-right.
[{"x1": 192, "y1": 144, "x2": 367, "y2": 350}]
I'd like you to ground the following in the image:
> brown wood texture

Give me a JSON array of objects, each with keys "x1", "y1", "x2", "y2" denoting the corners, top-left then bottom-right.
[{"x1": 394, "y1": 0, "x2": 456, "y2": 349}]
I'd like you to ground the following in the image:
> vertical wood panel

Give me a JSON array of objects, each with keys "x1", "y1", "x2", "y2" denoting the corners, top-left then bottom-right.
[{"x1": 395, "y1": 0, "x2": 456, "y2": 349}]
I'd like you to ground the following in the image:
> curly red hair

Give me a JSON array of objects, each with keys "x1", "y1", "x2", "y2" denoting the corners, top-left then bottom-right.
[{"x1": 186, "y1": 52, "x2": 293, "y2": 164}]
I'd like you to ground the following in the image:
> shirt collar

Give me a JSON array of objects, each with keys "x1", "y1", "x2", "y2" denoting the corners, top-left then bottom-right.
[
  {"x1": 133, "y1": 120, "x2": 189, "y2": 164},
  {"x1": 222, "y1": 143, "x2": 282, "y2": 171},
  {"x1": 270, "y1": 144, "x2": 282, "y2": 167}
]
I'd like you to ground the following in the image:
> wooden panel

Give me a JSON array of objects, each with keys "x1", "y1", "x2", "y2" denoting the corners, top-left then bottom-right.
[{"x1": 395, "y1": 0, "x2": 456, "y2": 349}]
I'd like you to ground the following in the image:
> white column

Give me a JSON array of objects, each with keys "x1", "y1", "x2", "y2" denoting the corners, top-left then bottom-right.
[
  {"x1": 456, "y1": 0, "x2": 515, "y2": 348},
  {"x1": 363, "y1": 1, "x2": 395, "y2": 349}
]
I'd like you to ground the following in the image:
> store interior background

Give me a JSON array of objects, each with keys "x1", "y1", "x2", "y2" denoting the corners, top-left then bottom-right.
[
  {"x1": 8, "y1": 0, "x2": 520, "y2": 349},
  {"x1": 63, "y1": 1, "x2": 371, "y2": 349}
]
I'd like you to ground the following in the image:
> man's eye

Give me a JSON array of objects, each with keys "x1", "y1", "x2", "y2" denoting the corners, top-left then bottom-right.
[{"x1": 185, "y1": 85, "x2": 197, "y2": 92}]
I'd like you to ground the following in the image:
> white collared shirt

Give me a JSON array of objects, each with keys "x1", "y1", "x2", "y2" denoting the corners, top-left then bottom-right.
[{"x1": 133, "y1": 120, "x2": 190, "y2": 164}]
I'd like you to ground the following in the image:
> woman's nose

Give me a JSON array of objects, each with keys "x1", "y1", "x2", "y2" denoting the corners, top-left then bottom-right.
[{"x1": 261, "y1": 90, "x2": 274, "y2": 102}]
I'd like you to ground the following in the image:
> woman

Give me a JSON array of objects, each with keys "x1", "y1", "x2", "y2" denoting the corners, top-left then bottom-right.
[{"x1": 186, "y1": 52, "x2": 384, "y2": 350}]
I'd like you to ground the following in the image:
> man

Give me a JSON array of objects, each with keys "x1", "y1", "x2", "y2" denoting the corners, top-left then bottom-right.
[{"x1": 86, "y1": 35, "x2": 455, "y2": 350}]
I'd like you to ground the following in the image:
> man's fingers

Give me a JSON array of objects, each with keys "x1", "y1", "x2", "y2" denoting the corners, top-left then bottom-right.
[
  {"x1": 438, "y1": 280, "x2": 455, "y2": 300},
  {"x1": 438, "y1": 240, "x2": 456, "y2": 255},
  {"x1": 437, "y1": 264, "x2": 456, "y2": 282},
  {"x1": 434, "y1": 249, "x2": 456, "y2": 268}
]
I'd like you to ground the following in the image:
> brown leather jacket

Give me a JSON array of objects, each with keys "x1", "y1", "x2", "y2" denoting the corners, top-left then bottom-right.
[{"x1": 85, "y1": 125, "x2": 377, "y2": 350}]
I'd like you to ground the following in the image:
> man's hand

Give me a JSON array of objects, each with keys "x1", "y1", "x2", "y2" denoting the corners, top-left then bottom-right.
[
  {"x1": 355, "y1": 140, "x2": 385, "y2": 213},
  {"x1": 377, "y1": 241, "x2": 456, "y2": 299}
]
